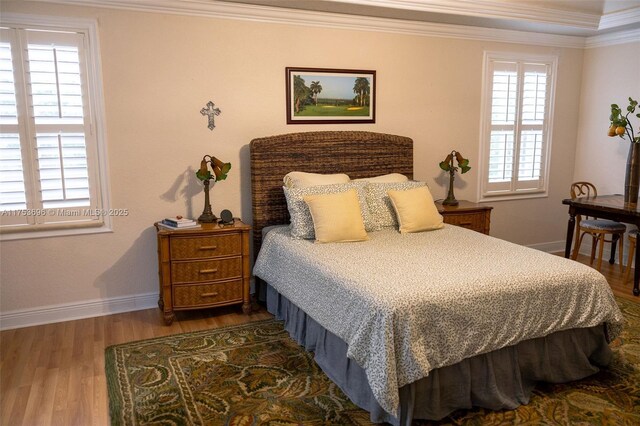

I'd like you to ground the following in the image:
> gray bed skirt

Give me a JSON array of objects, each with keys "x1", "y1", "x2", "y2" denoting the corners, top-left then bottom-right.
[{"x1": 266, "y1": 284, "x2": 613, "y2": 425}]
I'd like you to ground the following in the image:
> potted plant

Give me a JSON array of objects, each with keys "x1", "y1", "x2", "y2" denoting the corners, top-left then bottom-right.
[{"x1": 608, "y1": 97, "x2": 639, "y2": 205}]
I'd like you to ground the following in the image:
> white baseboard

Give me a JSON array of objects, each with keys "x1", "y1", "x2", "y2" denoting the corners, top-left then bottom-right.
[
  {"x1": 0, "y1": 292, "x2": 158, "y2": 331},
  {"x1": 527, "y1": 239, "x2": 631, "y2": 267},
  {"x1": 573, "y1": 237, "x2": 631, "y2": 266},
  {"x1": 526, "y1": 240, "x2": 566, "y2": 253}
]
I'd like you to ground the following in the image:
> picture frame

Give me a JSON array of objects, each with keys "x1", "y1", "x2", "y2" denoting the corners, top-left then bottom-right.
[{"x1": 286, "y1": 67, "x2": 376, "y2": 124}]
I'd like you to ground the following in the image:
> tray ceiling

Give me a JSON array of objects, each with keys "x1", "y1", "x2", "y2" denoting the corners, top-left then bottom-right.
[{"x1": 221, "y1": 0, "x2": 640, "y2": 36}]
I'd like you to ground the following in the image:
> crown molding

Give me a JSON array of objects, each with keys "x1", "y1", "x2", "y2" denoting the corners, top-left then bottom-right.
[
  {"x1": 599, "y1": 6, "x2": 640, "y2": 30},
  {"x1": 327, "y1": 0, "x2": 600, "y2": 29},
  {"x1": 13, "y1": 1, "x2": 640, "y2": 49},
  {"x1": 31, "y1": 0, "x2": 587, "y2": 48},
  {"x1": 585, "y1": 27, "x2": 640, "y2": 48}
]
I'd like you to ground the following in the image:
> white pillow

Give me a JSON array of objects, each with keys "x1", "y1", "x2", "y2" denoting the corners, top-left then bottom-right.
[
  {"x1": 283, "y1": 182, "x2": 372, "y2": 239},
  {"x1": 353, "y1": 173, "x2": 409, "y2": 183},
  {"x1": 283, "y1": 171, "x2": 350, "y2": 188}
]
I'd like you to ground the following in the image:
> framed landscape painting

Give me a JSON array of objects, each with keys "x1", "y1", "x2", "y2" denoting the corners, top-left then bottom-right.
[{"x1": 286, "y1": 67, "x2": 376, "y2": 124}]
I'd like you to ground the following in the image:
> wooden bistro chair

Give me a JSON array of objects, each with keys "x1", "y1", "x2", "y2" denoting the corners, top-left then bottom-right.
[
  {"x1": 624, "y1": 229, "x2": 638, "y2": 285},
  {"x1": 570, "y1": 182, "x2": 626, "y2": 272}
]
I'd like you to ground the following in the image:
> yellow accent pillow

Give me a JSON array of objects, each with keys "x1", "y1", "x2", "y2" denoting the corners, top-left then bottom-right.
[
  {"x1": 303, "y1": 189, "x2": 368, "y2": 243},
  {"x1": 387, "y1": 186, "x2": 444, "y2": 233}
]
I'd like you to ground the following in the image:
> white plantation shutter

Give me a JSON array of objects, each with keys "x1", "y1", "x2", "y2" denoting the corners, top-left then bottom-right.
[
  {"x1": 0, "y1": 18, "x2": 110, "y2": 238},
  {"x1": 36, "y1": 133, "x2": 90, "y2": 208},
  {"x1": 487, "y1": 62, "x2": 517, "y2": 188},
  {"x1": 480, "y1": 53, "x2": 556, "y2": 199},
  {"x1": 519, "y1": 67, "x2": 547, "y2": 181},
  {"x1": 0, "y1": 37, "x2": 27, "y2": 213},
  {"x1": 27, "y1": 32, "x2": 92, "y2": 212}
]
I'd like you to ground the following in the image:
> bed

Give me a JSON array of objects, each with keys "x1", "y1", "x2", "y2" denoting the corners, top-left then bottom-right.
[{"x1": 249, "y1": 131, "x2": 623, "y2": 425}]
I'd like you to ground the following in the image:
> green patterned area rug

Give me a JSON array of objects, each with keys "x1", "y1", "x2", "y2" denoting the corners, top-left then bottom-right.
[{"x1": 105, "y1": 297, "x2": 639, "y2": 425}]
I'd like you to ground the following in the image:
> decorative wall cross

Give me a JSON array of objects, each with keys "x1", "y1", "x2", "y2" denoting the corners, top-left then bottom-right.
[{"x1": 200, "y1": 101, "x2": 221, "y2": 130}]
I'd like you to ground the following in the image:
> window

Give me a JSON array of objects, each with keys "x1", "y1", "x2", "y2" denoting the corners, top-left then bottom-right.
[
  {"x1": 479, "y1": 52, "x2": 557, "y2": 200},
  {"x1": 0, "y1": 15, "x2": 110, "y2": 240}
]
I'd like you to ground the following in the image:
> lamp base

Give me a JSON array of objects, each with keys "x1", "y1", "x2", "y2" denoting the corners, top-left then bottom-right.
[
  {"x1": 198, "y1": 212, "x2": 217, "y2": 223},
  {"x1": 199, "y1": 179, "x2": 217, "y2": 222},
  {"x1": 443, "y1": 170, "x2": 458, "y2": 206}
]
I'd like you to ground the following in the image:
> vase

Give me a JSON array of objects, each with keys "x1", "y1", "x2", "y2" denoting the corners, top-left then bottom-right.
[{"x1": 624, "y1": 142, "x2": 640, "y2": 206}]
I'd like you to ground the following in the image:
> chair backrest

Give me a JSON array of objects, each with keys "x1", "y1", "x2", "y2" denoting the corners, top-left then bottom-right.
[
  {"x1": 571, "y1": 181, "x2": 598, "y2": 199},
  {"x1": 571, "y1": 182, "x2": 598, "y2": 222}
]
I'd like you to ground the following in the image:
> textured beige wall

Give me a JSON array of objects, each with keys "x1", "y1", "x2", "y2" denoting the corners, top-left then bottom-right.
[
  {"x1": 574, "y1": 42, "x2": 640, "y2": 195},
  {"x1": 0, "y1": 1, "x2": 585, "y2": 313}
]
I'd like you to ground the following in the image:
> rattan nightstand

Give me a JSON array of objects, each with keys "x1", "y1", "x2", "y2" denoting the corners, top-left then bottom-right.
[
  {"x1": 154, "y1": 220, "x2": 251, "y2": 325},
  {"x1": 436, "y1": 200, "x2": 493, "y2": 235}
]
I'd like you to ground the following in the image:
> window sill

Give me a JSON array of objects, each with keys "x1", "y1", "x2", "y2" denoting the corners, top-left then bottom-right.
[
  {"x1": 0, "y1": 221, "x2": 113, "y2": 241},
  {"x1": 479, "y1": 191, "x2": 548, "y2": 203}
]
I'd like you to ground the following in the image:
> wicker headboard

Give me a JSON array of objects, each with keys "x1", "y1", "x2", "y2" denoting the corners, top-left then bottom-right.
[{"x1": 250, "y1": 131, "x2": 413, "y2": 256}]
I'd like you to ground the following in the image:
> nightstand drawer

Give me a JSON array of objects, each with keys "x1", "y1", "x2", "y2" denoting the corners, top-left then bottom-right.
[
  {"x1": 443, "y1": 212, "x2": 486, "y2": 232},
  {"x1": 171, "y1": 257, "x2": 242, "y2": 283},
  {"x1": 173, "y1": 280, "x2": 243, "y2": 308},
  {"x1": 436, "y1": 201, "x2": 492, "y2": 235},
  {"x1": 170, "y1": 234, "x2": 241, "y2": 260}
]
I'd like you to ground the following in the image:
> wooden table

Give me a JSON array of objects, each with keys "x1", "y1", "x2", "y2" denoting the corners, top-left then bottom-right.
[{"x1": 562, "y1": 195, "x2": 640, "y2": 296}]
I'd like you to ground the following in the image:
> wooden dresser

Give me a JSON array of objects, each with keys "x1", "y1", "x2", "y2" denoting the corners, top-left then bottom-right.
[
  {"x1": 154, "y1": 220, "x2": 251, "y2": 325},
  {"x1": 436, "y1": 200, "x2": 493, "y2": 235}
]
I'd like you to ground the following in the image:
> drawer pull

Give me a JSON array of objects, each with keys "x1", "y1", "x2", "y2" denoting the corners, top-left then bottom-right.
[
  {"x1": 460, "y1": 221, "x2": 473, "y2": 226},
  {"x1": 201, "y1": 292, "x2": 219, "y2": 297},
  {"x1": 199, "y1": 268, "x2": 218, "y2": 274},
  {"x1": 199, "y1": 245, "x2": 217, "y2": 250}
]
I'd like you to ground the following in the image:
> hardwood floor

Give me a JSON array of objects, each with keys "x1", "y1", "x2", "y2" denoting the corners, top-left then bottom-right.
[
  {"x1": 567, "y1": 253, "x2": 639, "y2": 303},
  {"x1": 0, "y1": 304, "x2": 271, "y2": 426},
  {"x1": 1, "y1": 255, "x2": 638, "y2": 426}
]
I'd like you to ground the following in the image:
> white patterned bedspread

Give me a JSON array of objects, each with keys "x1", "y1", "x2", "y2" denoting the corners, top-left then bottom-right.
[{"x1": 253, "y1": 225, "x2": 623, "y2": 417}]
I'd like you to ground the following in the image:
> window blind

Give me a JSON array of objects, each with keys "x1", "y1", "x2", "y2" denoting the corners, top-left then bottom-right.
[
  {"x1": 0, "y1": 39, "x2": 27, "y2": 212},
  {"x1": 0, "y1": 22, "x2": 107, "y2": 235},
  {"x1": 26, "y1": 38, "x2": 91, "y2": 211},
  {"x1": 481, "y1": 54, "x2": 555, "y2": 199}
]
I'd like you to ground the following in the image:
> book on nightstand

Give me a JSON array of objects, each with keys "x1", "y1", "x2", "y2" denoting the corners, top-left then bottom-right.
[
  {"x1": 157, "y1": 221, "x2": 201, "y2": 230},
  {"x1": 159, "y1": 217, "x2": 200, "y2": 229}
]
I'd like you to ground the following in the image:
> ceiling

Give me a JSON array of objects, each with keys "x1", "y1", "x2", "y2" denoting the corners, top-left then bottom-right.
[{"x1": 220, "y1": 0, "x2": 640, "y2": 36}]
